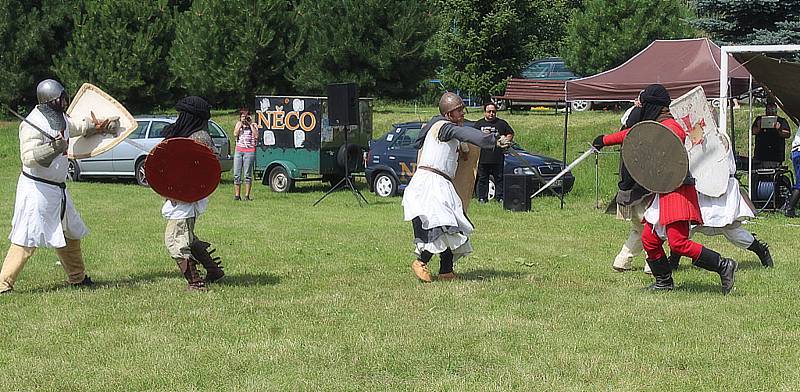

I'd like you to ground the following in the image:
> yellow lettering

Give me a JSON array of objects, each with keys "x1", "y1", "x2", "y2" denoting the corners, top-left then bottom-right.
[
  {"x1": 256, "y1": 111, "x2": 269, "y2": 129},
  {"x1": 285, "y1": 111, "x2": 300, "y2": 131},
  {"x1": 399, "y1": 162, "x2": 417, "y2": 178},
  {"x1": 300, "y1": 112, "x2": 316, "y2": 132},
  {"x1": 272, "y1": 111, "x2": 286, "y2": 129}
]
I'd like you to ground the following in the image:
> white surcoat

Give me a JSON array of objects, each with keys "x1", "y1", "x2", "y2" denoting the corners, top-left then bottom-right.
[{"x1": 9, "y1": 108, "x2": 90, "y2": 248}]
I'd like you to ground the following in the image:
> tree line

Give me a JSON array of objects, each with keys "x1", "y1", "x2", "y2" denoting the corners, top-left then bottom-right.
[{"x1": 1, "y1": 0, "x2": 797, "y2": 114}]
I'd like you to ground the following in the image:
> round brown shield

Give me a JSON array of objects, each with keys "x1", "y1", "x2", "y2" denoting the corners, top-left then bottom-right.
[
  {"x1": 621, "y1": 121, "x2": 688, "y2": 193},
  {"x1": 145, "y1": 138, "x2": 221, "y2": 202}
]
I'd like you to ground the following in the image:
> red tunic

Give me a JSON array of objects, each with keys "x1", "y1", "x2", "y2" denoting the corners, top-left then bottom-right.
[{"x1": 602, "y1": 118, "x2": 702, "y2": 226}]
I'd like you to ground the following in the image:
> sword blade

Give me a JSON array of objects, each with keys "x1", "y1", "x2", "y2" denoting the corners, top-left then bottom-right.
[
  {"x1": 506, "y1": 147, "x2": 559, "y2": 196},
  {"x1": 7, "y1": 108, "x2": 56, "y2": 141},
  {"x1": 531, "y1": 147, "x2": 597, "y2": 198}
]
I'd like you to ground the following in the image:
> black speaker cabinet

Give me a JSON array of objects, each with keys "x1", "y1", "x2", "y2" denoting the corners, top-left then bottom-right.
[
  {"x1": 503, "y1": 174, "x2": 534, "y2": 212},
  {"x1": 327, "y1": 83, "x2": 359, "y2": 126}
]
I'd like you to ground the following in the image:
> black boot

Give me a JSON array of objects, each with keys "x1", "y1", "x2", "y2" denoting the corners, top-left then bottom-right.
[
  {"x1": 692, "y1": 247, "x2": 737, "y2": 295},
  {"x1": 784, "y1": 189, "x2": 800, "y2": 217},
  {"x1": 667, "y1": 252, "x2": 681, "y2": 271},
  {"x1": 747, "y1": 235, "x2": 773, "y2": 268},
  {"x1": 190, "y1": 240, "x2": 224, "y2": 283},
  {"x1": 645, "y1": 256, "x2": 674, "y2": 291}
]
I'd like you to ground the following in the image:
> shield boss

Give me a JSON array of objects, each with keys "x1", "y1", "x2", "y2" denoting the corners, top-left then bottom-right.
[
  {"x1": 145, "y1": 137, "x2": 221, "y2": 203},
  {"x1": 621, "y1": 121, "x2": 688, "y2": 193}
]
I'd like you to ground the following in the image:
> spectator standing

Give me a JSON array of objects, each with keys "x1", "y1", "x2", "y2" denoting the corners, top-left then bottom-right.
[
  {"x1": 785, "y1": 123, "x2": 800, "y2": 217},
  {"x1": 751, "y1": 98, "x2": 791, "y2": 165},
  {"x1": 473, "y1": 103, "x2": 514, "y2": 202},
  {"x1": 233, "y1": 109, "x2": 259, "y2": 201}
]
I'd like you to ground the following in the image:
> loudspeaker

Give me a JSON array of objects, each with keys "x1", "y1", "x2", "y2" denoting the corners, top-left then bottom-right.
[
  {"x1": 503, "y1": 174, "x2": 534, "y2": 212},
  {"x1": 327, "y1": 83, "x2": 359, "y2": 126}
]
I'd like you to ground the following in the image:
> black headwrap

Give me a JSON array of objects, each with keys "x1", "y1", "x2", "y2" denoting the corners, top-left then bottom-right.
[
  {"x1": 635, "y1": 84, "x2": 671, "y2": 124},
  {"x1": 162, "y1": 96, "x2": 212, "y2": 139}
]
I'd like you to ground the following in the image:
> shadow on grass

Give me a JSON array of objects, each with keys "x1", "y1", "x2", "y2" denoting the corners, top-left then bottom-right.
[
  {"x1": 216, "y1": 272, "x2": 280, "y2": 287},
  {"x1": 676, "y1": 281, "x2": 727, "y2": 294},
  {"x1": 457, "y1": 269, "x2": 524, "y2": 281}
]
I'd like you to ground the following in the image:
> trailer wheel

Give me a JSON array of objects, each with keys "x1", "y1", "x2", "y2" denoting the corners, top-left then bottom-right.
[
  {"x1": 268, "y1": 166, "x2": 294, "y2": 193},
  {"x1": 337, "y1": 143, "x2": 362, "y2": 170}
]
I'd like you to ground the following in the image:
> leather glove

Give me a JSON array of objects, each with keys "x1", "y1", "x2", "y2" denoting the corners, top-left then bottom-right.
[
  {"x1": 51, "y1": 135, "x2": 68, "y2": 154},
  {"x1": 496, "y1": 135, "x2": 513, "y2": 149},
  {"x1": 592, "y1": 135, "x2": 605, "y2": 150}
]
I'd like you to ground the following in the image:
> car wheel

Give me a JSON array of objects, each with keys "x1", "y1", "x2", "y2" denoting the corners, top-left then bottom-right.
[
  {"x1": 135, "y1": 159, "x2": 149, "y2": 187},
  {"x1": 373, "y1": 172, "x2": 397, "y2": 197},
  {"x1": 67, "y1": 159, "x2": 81, "y2": 182},
  {"x1": 570, "y1": 100, "x2": 592, "y2": 112},
  {"x1": 269, "y1": 166, "x2": 294, "y2": 193},
  {"x1": 487, "y1": 177, "x2": 496, "y2": 200}
]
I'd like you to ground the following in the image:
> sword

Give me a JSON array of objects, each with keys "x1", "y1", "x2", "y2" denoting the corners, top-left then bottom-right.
[
  {"x1": 531, "y1": 146, "x2": 597, "y2": 198},
  {"x1": 7, "y1": 107, "x2": 56, "y2": 141}
]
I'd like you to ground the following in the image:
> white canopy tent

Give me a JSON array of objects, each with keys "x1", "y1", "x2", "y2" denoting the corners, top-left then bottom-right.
[{"x1": 718, "y1": 44, "x2": 800, "y2": 198}]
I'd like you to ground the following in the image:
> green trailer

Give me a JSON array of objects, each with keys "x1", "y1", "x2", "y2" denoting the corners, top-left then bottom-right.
[{"x1": 253, "y1": 95, "x2": 372, "y2": 192}]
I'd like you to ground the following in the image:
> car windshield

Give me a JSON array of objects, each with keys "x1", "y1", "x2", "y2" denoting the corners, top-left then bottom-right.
[{"x1": 521, "y1": 62, "x2": 552, "y2": 79}]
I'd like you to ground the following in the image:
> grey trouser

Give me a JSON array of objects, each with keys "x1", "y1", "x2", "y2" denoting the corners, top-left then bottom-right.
[{"x1": 233, "y1": 151, "x2": 255, "y2": 185}]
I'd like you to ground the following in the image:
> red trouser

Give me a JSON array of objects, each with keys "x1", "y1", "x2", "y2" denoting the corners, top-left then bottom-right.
[{"x1": 641, "y1": 221, "x2": 703, "y2": 261}]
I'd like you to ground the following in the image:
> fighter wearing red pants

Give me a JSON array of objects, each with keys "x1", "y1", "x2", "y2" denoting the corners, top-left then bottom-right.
[{"x1": 593, "y1": 84, "x2": 737, "y2": 295}]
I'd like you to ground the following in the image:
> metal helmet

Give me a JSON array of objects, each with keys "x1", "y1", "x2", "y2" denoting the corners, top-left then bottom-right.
[
  {"x1": 36, "y1": 79, "x2": 66, "y2": 104},
  {"x1": 439, "y1": 92, "x2": 464, "y2": 115}
]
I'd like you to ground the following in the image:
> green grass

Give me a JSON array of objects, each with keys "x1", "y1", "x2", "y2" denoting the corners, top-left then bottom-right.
[{"x1": 0, "y1": 105, "x2": 798, "y2": 391}]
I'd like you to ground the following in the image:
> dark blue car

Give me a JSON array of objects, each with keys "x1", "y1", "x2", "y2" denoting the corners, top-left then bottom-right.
[{"x1": 365, "y1": 122, "x2": 575, "y2": 198}]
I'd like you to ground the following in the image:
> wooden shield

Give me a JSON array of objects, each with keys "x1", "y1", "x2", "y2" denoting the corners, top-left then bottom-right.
[
  {"x1": 66, "y1": 83, "x2": 138, "y2": 159},
  {"x1": 621, "y1": 121, "x2": 688, "y2": 193},
  {"x1": 453, "y1": 143, "x2": 480, "y2": 213},
  {"x1": 145, "y1": 138, "x2": 221, "y2": 203}
]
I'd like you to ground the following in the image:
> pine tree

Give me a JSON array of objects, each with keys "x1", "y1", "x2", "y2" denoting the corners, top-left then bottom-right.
[
  {"x1": 561, "y1": 0, "x2": 695, "y2": 76},
  {"x1": 168, "y1": 0, "x2": 291, "y2": 107},
  {"x1": 432, "y1": 0, "x2": 573, "y2": 100},
  {"x1": 287, "y1": 0, "x2": 438, "y2": 98},
  {"x1": 0, "y1": 0, "x2": 80, "y2": 112},
  {"x1": 53, "y1": 0, "x2": 174, "y2": 111},
  {"x1": 692, "y1": 0, "x2": 800, "y2": 45}
]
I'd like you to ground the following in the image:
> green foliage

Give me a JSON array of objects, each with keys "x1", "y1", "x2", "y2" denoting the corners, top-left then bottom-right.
[
  {"x1": 168, "y1": 0, "x2": 292, "y2": 107},
  {"x1": 53, "y1": 0, "x2": 174, "y2": 111},
  {"x1": 692, "y1": 0, "x2": 800, "y2": 45},
  {"x1": 287, "y1": 0, "x2": 438, "y2": 99},
  {"x1": 0, "y1": 0, "x2": 80, "y2": 111},
  {"x1": 561, "y1": 0, "x2": 696, "y2": 76},
  {"x1": 433, "y1": 0, "x2": 573, "y2": 100}
]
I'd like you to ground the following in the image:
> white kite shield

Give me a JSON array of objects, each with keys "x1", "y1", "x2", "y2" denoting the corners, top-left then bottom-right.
[
  {"x1": 670, "y1": 86, "x2": 730, "y2": 197},
  {"x1": 66, "y1": 83, "x2": 138, "y2": 159}
]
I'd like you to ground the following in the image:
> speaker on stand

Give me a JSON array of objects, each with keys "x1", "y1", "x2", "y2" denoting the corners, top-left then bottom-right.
[
  {"x1": 313, "y1": 82, "x2": 368, "y2": 206},
  {"x1": 503, "y1": 174, "x2": 534, "y2": 212}
]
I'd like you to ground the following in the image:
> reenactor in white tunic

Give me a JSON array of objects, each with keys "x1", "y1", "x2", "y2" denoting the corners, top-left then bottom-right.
[{"x1": 0, "y1": 79, "x2": 115, "y2": 294}]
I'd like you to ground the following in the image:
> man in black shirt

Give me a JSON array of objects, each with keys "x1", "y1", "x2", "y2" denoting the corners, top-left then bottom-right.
[
  {"x1": 474, "y1": 103, "x2": 515, "y2": 202},
  {"x1": 752, "y1": 99, "x2": 791, "y2": 165}
]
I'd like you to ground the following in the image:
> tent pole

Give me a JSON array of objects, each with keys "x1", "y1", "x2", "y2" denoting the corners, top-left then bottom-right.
[
  {"x1": 561, "y1": 103, "x2": 569, "y2": 209},
  {"x1": 730, "y1": 98, "x2": 736, "y2": 154},
  {"x1": 748, "y1": 76, "x2": 753, "y2": 200}
]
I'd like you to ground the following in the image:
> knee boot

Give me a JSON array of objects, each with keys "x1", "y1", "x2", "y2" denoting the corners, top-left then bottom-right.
[
  {"x1": 784, "y1": 189, "x2": 800, "y2": 217},
  {"x1": 692, "y1": 247, "x2": 737, "y2": 295},
  {"x1": 0, "y1": 245, "x2": 36, "y2": 293},
  {"x1": 667, "y1": 252, "x2": 681, "y2": 271},
  {"x1": 177, "y1": 258, "x2": 206, "y2": 291},
  {"x1": 55, "y1": 239, "x2": 93, "y2": 286},
  {"x1": 645, "y1": 256, "x2": 674, "y2": 291},
  {"x1": 747, "y1": 236, "x2": 773, "y2": 268},
  {"x1": 190, "y1": 240, "x2": 224, "y2": 283}
]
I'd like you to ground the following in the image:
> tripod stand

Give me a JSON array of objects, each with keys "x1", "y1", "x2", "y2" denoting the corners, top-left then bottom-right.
[{"x1": 313, "y1": 125, "x2": 368, "y2": 207}]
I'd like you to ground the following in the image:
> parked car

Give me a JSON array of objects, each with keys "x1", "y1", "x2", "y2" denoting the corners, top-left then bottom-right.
[
  {"x1": 68, "y1": 115, "x2": 233, "y2": 186},
  {"x1": 365, "y1": 122, "x2": 575, "y2": 198},
  {"x1": 505, "y1": 57, "x2": 594, "y2": 112}
]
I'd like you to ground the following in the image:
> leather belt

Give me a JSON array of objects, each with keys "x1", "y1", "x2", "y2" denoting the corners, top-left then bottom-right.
[
  {"x1": 22, "y1": 171, "x2": 67, "y2": 221},
  {"x1": 417, "y1": 165, "x2": 452, "y2": 182}
]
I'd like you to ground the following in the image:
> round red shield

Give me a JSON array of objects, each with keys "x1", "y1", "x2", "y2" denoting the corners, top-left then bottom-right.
[{"x1": 145, "y1": 138, "x2": 221, "y2": 202}]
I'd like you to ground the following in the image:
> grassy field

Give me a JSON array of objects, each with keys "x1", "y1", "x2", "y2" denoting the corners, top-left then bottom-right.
[{"x1": 0, "y1": 105, "x2": 798, "y2": 391}]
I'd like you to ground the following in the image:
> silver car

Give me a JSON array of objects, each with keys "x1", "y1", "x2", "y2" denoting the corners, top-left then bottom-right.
[{"x1": 68, "y1": 115, "x2": 233, "y2": 186}]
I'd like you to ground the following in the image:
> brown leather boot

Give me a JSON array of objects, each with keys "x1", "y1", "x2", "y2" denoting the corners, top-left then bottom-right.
[
  {"x1": 411, "y1": 260, "x2": 432, "y2": 282},
  {"x1": 190, "y1": 240, "x2": 224, "y2": 283},
  {"x1": 438, "y1": 272, "x2": 458, "y2": 281},
  {"x1": 177, "y1": 258, "x2": 207, "y2": 291}
]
